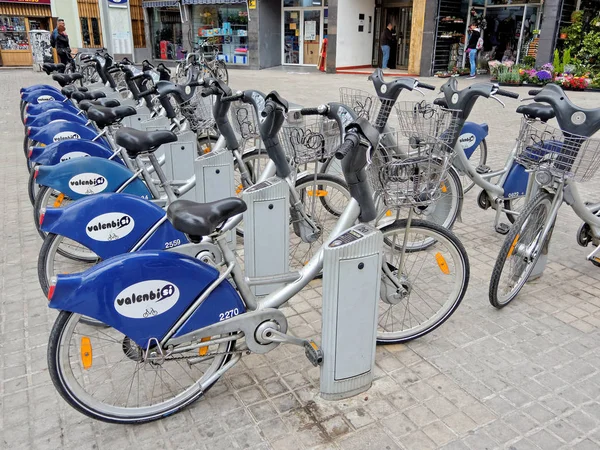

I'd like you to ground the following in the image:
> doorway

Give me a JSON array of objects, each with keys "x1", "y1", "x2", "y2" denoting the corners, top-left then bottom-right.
[
  {"x1": 283, "y1": 9, "x2": 323, "y2": 65},
  {"x1": 373, "y1": 5, "x2": 412, "y2": 70}
]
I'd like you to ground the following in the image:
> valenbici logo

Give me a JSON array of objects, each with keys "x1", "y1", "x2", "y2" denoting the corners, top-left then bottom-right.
[
  {"x1": 459, "y1": 132, "x2": 476, "y2": 150},
  {"x1": 114, "y1": 280, "x2": 180, "y2": 318},
  {"x1": 37, "y1": 95, "x2": 55, "y2": 102},
  {"x1": 69, "y1": 172, "x2": 107, "y2": 195},
  {"x1": 53, "y1": 131, "x2": 81, "y2": 142},
  {"x1": 60, "y1": 151, "x2": 90, "y2": 162},
  {"x1": 86, "y1": 212, "x2": 135, "y2": 241}
]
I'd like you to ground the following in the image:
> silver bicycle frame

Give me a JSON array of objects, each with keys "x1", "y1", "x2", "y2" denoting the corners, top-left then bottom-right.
[{"x1": 564, "y1": 182, "x2": 600, "y2": 240}]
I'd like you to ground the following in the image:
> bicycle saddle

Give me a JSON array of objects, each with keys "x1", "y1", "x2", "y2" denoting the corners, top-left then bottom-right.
[
  {"x1": 79, "y1": 98, "x2": 121, "y2": 112},
  {"x1": 87, "y1": 105, "x2": 136, "y2": 129},
  {"x1": 52, "y1": 73, "x2": 83, "y2": 87},
  {"x1": 43, "y1": 63, "x2": 65, "y2": 75},
  {"x1": 115, "y1": 127, "x2": 178, "y2": 156},
  {"x1": 516, "y1": 104, "x2": 555, "y2": 123},
  {"x1": 60, "y1": 85, "x2": 88, "y2": 98},
  {"x1": 167, "y1": 198, "x2": 247, "y2": 237},
  {"x1": 72, "y1": 90, "x2": 106, "y2": 102}
]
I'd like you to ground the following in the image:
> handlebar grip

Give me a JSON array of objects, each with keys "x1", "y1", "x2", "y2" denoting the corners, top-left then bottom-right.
[
  {"x1": 221, "y1": 92, "x2": 244, "y2": 102},
  {"x1": 528, "y1": 89, "x2": 542, "y2": 96},
  {"x1": 261, "y1": 102, "x2": 276, "y2": 118},
  {"x1": 108, "y1": 67, "x2": 121, "y2": 74},
  {"x1": 201, "y1": 86, "x2": 219, "y2": 97},
  {"x1": 157, "y1": 64, "x2": 171, "y2": 73},
  {"x1": 138, "y1": 87, "x2": 157, "y2": 97},
  {"x1": 417, "y1": 82, "x2": 436, "y2": 91},
  {"x1": 495, "y1": 89, "x2": 519, "y2": 99},
  {"x1": 300, "y1": 107, "x2": 323, "y2": 116},
  {"x1": 335, "y1": 134, "x2": 360, "y2": 160}
]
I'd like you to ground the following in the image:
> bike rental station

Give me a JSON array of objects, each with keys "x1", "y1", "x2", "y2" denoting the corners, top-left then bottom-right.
[{"x1": 8, "y1": 4, "x2": 600, "y2": 444}]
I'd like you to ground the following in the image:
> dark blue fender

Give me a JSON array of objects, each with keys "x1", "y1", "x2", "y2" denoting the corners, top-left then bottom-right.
[
  {"x1": 35, "y1": 157, "x2": 151, "y2": 200},
  {"x1": 25, "y1": 100, "x2": 78, "y2": 117},
  {"x1": 41, "y1": 193, "x2": 184, "y2": 259},
  {"x1": 28, "y1": 122, "x2": 109, "y2": 149},
  {"x1": 49, "y1": 251, "x2": 246, "y2": 347},
  {"x1": 29, "y1": 140, "x2": 122, "y2": 166},
  {"x1": 502, "y1": 161, "x2": 530, "y2": 198},
  {"x1": 27, "y1": 110, "x2": 89, "y2": 129},
  {"x1": 459, "y1": 122, "x2": 489, "y2": 159},
  {"x1": 22, "y1": 88, "x2": 66, "y2": 104},
  {"x1": 21, "y1": 85, "x2": 61, "y2": 95}
]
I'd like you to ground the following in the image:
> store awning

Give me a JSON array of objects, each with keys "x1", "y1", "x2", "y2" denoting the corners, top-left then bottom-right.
[
  {"x1": 182, "y1": 0, "x2": 247, "y2": 4},
  {"x1": 142, "y1": 0, "x2": 180, "y2": 7}
]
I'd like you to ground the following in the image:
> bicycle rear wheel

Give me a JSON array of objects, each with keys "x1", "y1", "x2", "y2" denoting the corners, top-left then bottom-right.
[
  {"x1": 213, "y1": 60, "x2": 228, "y2": 84},
  {"x1": 489, "y1": 192, "x2": 554, "y2": 308},
  {"x1": 48, "y1": 311, "x2": 233, "y2": 423},
  {"x1": 376, "y1": 219, "x2": 469, "y2": 343}
]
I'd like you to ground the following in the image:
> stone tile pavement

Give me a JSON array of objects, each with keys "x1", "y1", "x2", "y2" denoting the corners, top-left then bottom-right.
[{"x1": 2, "y1": 67, "x2": 600, "y2": 449}]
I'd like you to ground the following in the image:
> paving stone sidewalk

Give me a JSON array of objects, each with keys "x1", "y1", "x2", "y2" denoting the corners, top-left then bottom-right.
[{"x1": 2, "y1": 68, "x2": 600, "y2": 450}]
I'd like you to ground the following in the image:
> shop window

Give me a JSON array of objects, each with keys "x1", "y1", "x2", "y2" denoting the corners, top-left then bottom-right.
[
  {"x1": 80, "y1": 17, "x2": 91, "y2": 46},
  {"x1": 91, "y1": 18, "x2": 101, "y2": 46},
  {"x1": 0, "y1": 16, "x2": 28, "y2": 50},
  {"x1": 150, "y1": 7, "x2": 183, "y2": 60},
  {"x1": 130, "y1": 0, "x2": 146, "y2": 48},
  {"x1": 77, "y1": 0, "x2": 103, "y2": 48},
  {"x1": 284, "y1": 0, "x2": 328, "y2": 7},
  {"x1": 192, "y1": 5, "x2": 248, "y2": 65}
]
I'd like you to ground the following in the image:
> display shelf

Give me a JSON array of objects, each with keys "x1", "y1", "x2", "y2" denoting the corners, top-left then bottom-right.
[{"x1": 433, "y1": 0, "x2": 465, "y2": 73}]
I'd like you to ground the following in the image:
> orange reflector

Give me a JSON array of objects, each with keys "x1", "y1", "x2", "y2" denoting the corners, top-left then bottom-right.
[
  {"x1": 435, "y1": 252, "x2": 450, "y2": 274},
  {"x1": 385, "y1": 210, "x2": 392, "y2": 217},
  {"x1": 310, "y1": 342, "x2": 319, "y2": 351},
  {"x1": 203, "y1": 146, "x2": 211, "y2": 154},
  {"x1": 440, "y1": 182, "x2": 447, "y2": 193},
  {"x1": 236, "y1": 184, "x2": 243, "y2": 194},
  {"x1": 507, "y1": 234, "x2": 520, "y2": 258},
  {"x1": 198, "y1": 336, "x2": 211, "y2": 356},
  {"x1": 53, "y1": 193, "x2": 65, "y2": 208},
  {"x1": 307, "y1": 190, "x2": 328, "y2": 197},
  {"x1": 81, "y1": 337, "x2": 92, "y2": 370},
  {"x1": 39, "y1": 143, "x2": 45, "y2": 147}
]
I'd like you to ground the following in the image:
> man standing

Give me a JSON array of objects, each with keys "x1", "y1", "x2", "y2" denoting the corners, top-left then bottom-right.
[
  {"x1": 50, "y1": 18, "x2": 71, "y2": 65},
  {"x1": 380, "y1": 22, "x2": 393, "y2": 70}
]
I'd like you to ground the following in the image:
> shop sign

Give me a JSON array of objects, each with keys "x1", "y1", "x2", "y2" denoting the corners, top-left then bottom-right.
[
  {"x1": 248, "y1": 0, "x2": 256, "y2": 9},
  {"x1": 108, "y1": 0, "x2": 128, "y2": 6},
  {"x1": 0, "y1": 0, "x2": 52, "y2": 4}
]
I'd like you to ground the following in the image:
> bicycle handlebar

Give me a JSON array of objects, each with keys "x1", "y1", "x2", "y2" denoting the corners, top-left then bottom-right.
[
  {"x1": 300, "y1": 107, "x2": 325, "y2": 116},
  {"x1": 221, "y1": 92, "x2": 244, "y2": 103},
  {"x1": 529, "y1": 89, "x2": 542, "y2": 96},
  {"x1": 495, "y1": 88, "x2": 519, "y2": 99},
  {"x1": 201, "y1": 86, "x2": 219, "y2": 97},
  {"x1": 335, "y1": 133, "x2": 360, "y2": 160},
  {"x1": 417, "y1": 81, "x2": 436, "y2": 91},
  {"x1": 138, "y1": 86, "x2": 157, "y2": 97}
]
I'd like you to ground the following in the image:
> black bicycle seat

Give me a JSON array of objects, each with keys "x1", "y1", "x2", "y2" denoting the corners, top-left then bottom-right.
[
  {"x1": 72, "y1": 90, "x2": 106, "y2": 102},
  {"x1": 87, "y1": 105, "x2": 136, "y2": 128},
  {"x1": 52, "y1": 73, "x2": 83, "y2": 87},
  {"x1": 43, "y1": 63, "x2": 66, "y2": 74},
  {"x1": 115, "y1": 127, "x2": 178, "y2": 156},
  {"x1": 60, "y1": 85, "x2": 88, "y2": 98},
  {"x1": 167, "y1": 198, "x2": 247, "y2": 237},
  {"x1": 79, "y1": 98, "x2": 121, "y2": 112},
  {"x1": 516, "y1": 104, "x2": 555, "y2": 122}
]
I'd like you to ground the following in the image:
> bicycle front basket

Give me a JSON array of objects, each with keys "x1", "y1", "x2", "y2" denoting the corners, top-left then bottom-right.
[
  {"x1": 280, "y1": 114, "x2": 341, "y2": 166},
  {"x1": 230, "y1": 101, "x2": 260, "y2": 143},
  {"x1": 395, "y1": 101, "x2": 462, "y2": 147},
  {"x1": 178, "y1": 90, "x2": 215, "y2": 133}
]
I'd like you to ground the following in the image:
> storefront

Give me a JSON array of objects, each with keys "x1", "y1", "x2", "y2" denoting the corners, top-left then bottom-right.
[
  {"x1": 432, "y1": 0, "x2": 542, "y2": 73},
  {"x1": 186, "y1": 0, "x2": 249, "y2": 65},
  {"x1": 0, "y1": 0, "x2": 52, "y2": 67},
  {"x1": 371, "y1": 0, "x2": 412, "y2": 70},
  {"x1": 141, "y1": 1, "x2": 183, "y2": 60},
  {"x1": 282, "y1": 0, "x2": 327, "y2": 65}
]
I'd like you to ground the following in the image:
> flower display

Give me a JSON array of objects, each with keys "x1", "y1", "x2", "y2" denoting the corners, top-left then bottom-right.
[{"x1": 536, "y1": 70, "x2": 552, "y2": 81}]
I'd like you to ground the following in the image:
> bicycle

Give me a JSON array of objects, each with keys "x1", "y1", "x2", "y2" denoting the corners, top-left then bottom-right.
[
  {"x1": 490, "y1": 84, "x2": 600, "y2": 308},
  {"x1": 45, "y1": 113, "x2": 469, "y2": 424},
  {"x1": 175, "y1": 39, "x2": 228, "y2": 85}
]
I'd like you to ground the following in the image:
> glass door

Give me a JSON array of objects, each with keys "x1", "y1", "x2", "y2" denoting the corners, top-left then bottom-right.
[
  {"x1": 396, "y1": 7, "x2": 412, "y2": 68},
  {"x1": 284, "y1": 10, "x2": 300, "y2": 64},
  {"x1": 302, "y1": 9, "x2": 321, "y2": 65}
]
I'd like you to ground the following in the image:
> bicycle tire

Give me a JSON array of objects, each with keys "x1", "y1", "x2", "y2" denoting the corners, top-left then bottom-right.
[
  {"x1": 197, "y1": 134, "x2": 220, "y2": 156},
  {"x1": 27, "y1": 166, "x2": 40, "y2": 205},
  {"x1": 376, "y1": 218, "x2": 470, "y2": 343},
  {"x1": 48, "y1": 311, "x2": 233, "y2": 424},
  {"x1": 489, "y1": 191, "x2": 554, "y2": 308},
  {"x1": 34, "y1": 185, "x2": 72, "y2": 241},
  {"x1": 214, "y1": 60, "x2": 229, "y2": 84},
  {"x1": 20, "y1": 101, "x2": 27, "y2": 124}
]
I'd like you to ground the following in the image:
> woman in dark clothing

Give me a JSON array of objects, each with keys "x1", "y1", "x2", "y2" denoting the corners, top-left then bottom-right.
[
  {"x1": 466, "y1": 24, "x2": 480, "y2": 79},
  {"x1": 50, "y1": 19, "x2": 71, "y2": 66}
]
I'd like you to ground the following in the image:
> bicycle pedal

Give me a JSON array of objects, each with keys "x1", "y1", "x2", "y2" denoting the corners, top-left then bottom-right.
[
  {"x1": 495, "y1": 223, "x2": 510, "y2": 235},
  {"x1": 304, "y1": 341, "x2": 323, "y2": 367},
  {"x1": 476, "y1": 164, "x2": 492, "y2": 174}
]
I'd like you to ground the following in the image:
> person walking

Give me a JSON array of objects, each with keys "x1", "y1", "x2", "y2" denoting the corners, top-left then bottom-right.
[
  {"x1": 380, "y1": 22, "x2": 393, "y2": 70},
  {"x1": 50, "y1": 18, "x2": 71, "y2": 66},
  {"x1": 466, "y1": 23, "x2": 480, "y2": 79}
]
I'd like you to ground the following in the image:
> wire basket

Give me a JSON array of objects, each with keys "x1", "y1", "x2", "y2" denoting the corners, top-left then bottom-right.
[
  {"x1": 177, "y1": 91, "x2": 215, "y2": 133},
  {"x1": 339, "y1": 87, "x2": 395, "y2": 130},
  {"x1": 280, "y1": 115, "x2": 341, "y2": 166},
  {"x1": 230, "y1": 101, "x2": 260, "y2": 142},
  {"x1": 515, "y1": 119, "x2": 600, "y2": 183},
  {"x1": 395, "y1": 101, "x2": 462, "y2": 147},
  {"x1": 367, "y1": 131, "x2": 454, "y2": 207}
]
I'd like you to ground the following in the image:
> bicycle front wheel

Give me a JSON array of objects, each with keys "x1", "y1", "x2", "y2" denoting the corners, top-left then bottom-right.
[
  {"x1": 489, "y1": 192, "x2": 554, "y2": 308},
  {"x1": 213, "y1": 60, "x2": 229, "y2": 84},
  {"x1": 377, "y1": 219, "x2": 469, "y2": 343},
  {"x1": 48, "y1": 311, "x2": 233, "y2": 424}
]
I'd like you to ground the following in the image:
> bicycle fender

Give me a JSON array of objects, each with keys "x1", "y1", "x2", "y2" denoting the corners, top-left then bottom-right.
[
  {"x1": 502, "y1": 161, "x2": 529, "y2": 198},
  {"x1": 21, "y1": 85, "x2": 60, "y2": 95},
  {"x1": 29, "y1": 140, "x2": 120, "y2": 166},
  {"x1": 49, "y1": 251, "x2": 245, "y2": 347},
  {"x1": 35, "y1": 157, "x2": 151, "y2": 200},
  {"x1": 136, "y1": 222, "x2": 188, "y2": 252},
  {"x1": 22, "y1": 88, "x2": 66, "y2": 104},
  {"x1": 28, "y1": 122, "x2": 110, "y2": 149},
  {"x1": 25, "y1": 101, "x2": 78, "y2": 117},
  {"x1": 459, "y1": 122, "x2": 488, "y2": 159},
  {"x1": 26, "y1": 110, "x2": 88, "y2": 129},
  {"x1": 42, "y1": 193, "x2": 168, "y2": 259}
]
